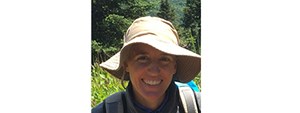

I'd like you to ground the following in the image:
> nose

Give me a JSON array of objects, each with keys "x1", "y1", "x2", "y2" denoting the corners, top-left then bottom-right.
[{"x1": 147, "y1": 61, "x2": 160, "y2": 76}]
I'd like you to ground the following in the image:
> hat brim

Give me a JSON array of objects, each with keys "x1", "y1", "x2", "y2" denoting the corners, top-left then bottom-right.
[{"x1": 100, "y1": 35, "x2": 201, "y2": 83}]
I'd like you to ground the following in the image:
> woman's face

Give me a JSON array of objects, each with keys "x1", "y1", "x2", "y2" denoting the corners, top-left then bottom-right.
[{"x1": 125, "y1": 43, "x2": 177, "y2": 103}]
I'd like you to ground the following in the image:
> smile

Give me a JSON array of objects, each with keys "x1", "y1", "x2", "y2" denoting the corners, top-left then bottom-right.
[{"x1": 143, "y1": 79, "x2": 162, "y2": 85}]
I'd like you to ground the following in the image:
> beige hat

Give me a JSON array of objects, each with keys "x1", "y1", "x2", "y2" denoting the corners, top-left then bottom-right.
[{"x1": 100, "y1": 16, "x2": 201, "y2": 83}]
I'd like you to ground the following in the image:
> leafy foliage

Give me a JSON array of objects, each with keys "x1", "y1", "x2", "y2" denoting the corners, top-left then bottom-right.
[
  {"x1": 157, "y1": 0, "x2": 176, "y2": 23},
  {"x1": 183, "y1": 0, "x2": 201, "y2": 54},
  {"x1": 92, "y1": 40, "x2": 120, "y2": 63},
  {"x1": 120, "y1": 0, "x2": 158, "y2": 19},
  {"x1": 91, "y1": 63, "x2": 128, "y2": 107},
  {"x1": 92, "y1": 0, "x2": 156, "y2": 63}
]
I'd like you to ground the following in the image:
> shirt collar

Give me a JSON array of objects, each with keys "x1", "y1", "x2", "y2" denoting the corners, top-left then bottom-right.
[{"x1": 131, "y1": 89, "x2": 170, "y2": 113}]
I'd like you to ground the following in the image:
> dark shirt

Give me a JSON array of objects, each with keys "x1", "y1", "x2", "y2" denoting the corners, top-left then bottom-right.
[
  {"x1": 130, "y1": 83, "x2": 170, "y2": 113},
  {"x1": 92, "y1": 81, "x2": 185, "y2": 113},
  {"x1": 125, "y1": 82, "x2": 181, "y2": 113}
]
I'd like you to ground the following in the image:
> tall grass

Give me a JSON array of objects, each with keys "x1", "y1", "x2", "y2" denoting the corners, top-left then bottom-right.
[{"x1": 91, "y1": 63, "x2": 127, "y2": 107}]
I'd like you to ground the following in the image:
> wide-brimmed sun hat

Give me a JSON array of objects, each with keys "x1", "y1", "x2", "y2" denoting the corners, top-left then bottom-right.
[{"x1": 100, "y1": 16, "x2": 201, "y2": 83}]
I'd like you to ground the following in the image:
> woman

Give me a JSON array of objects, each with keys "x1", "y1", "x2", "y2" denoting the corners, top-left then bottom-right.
[{"x1": 92, "y1": 16, "x2": 201, "y2": 113}]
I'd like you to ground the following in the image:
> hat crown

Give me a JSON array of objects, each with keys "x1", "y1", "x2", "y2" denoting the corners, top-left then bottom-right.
[{"x1": 124, "y1": 16, "x2": 180, "y2": 45}]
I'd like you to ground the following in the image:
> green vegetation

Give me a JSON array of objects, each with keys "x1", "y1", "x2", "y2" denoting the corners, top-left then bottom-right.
[
  {"x1": 91, "y1": 63, "x2": 128, "y2": 107},
  {"x1": 91, "y1": 0, "x2": 201, "y2": 108},
  {"x1": 157, "y1": 0, "x2": 175, "y2": 22}
]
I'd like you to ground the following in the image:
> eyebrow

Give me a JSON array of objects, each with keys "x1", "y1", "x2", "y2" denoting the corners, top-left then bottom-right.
[{"x1": 132, "y1": 51, "x2": 147, "y2": 56}]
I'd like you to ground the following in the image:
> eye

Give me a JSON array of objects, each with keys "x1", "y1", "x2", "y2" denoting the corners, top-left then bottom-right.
[
  {"x1": 160, "y1": 55, "x2": 174, "y2": 64},
  {"x1": 135, "y1": 54, "x2": 149, "y2": 63}
]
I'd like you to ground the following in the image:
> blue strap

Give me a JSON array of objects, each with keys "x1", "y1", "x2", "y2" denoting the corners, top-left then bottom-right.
[{"x1": 175, "y1": 81, "x2": 200, "y2": 92}]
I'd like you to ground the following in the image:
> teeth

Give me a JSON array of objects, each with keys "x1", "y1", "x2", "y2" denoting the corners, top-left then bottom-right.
[{"x1": 143, "y1": 80, "x2": 161, "y2": 85}]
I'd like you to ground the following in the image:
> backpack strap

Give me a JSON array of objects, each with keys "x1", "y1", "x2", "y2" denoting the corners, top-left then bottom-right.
[
  {"x1": 194, "y1": 92, "x2": 201, "y2": 112},
  {"x1": 178, "y1": 84, "x2": 200, "y2": 113},
  {"x1": 105, "y1": 92, "x2": 126, "y2": 113}
]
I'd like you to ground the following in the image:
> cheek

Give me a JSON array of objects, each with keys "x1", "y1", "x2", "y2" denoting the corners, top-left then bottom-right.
[
  {"x1": 127, "y1": 63, "x2": 146, "y2": 80},
  {"x1": 166, "y1": 63, "x2": 177, "y2": 75},
  {"x1": 128, "y1": 62, "x2": 148, "y2": 73}
]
